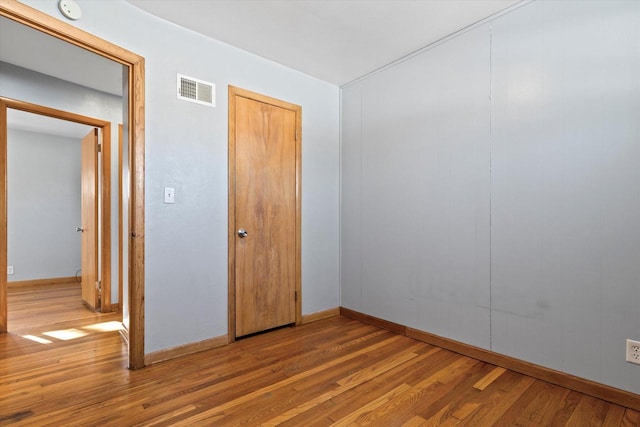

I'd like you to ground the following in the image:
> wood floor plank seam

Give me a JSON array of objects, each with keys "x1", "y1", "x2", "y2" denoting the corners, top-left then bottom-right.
[
  {"x1": 122, "y1": 336, "x2": 404, "y2": 427},
  {"x1": 127, "y1": 334, "x2": 403, "y2": 423},
  {"x1": 3, "y1": 284, "x2": 640, "y2": 426},
  {"x1": 176, "y1": 342, "x2": 423, "y2": 425},
  {"x1": 336, "y1": 355, "x2": 484, "y2": 426}
]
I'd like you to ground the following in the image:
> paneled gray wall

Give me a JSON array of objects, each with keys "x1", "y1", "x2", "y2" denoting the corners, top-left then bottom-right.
[
  {"x1": 341, "y1": 0, "x2": 640, "y2": 394},
  {"x1": 491, "y1": 0, "x2": 640, "y2": 393},
  {"x1": 342, "y1": 27, "x2": 492, "y2": 348},
  {"x1": 7, "y1": 129, "x2": 82, "y2": 281}
]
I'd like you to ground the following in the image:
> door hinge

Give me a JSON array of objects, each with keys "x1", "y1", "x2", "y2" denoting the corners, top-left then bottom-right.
[
  {"x1": 97, "y1": 143, "x2": 102, "y2": 153},
  {"x1": 96, "y1": 280, "x2": 102, "y2": 294},
  {"x1": 294, "y1": 290, "x2": 298, "y2": 302},
  {"x1": 295, "y1": 130, "x2": 299, "y2": 141}
]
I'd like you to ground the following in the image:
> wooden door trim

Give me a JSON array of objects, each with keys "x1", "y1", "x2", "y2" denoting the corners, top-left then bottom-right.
[
  {"x1": 1, "y1": 99, "x2": 110, "y2": 309},
  {"x1": 100, "y1": 126, "x2": 112, "y2": 311},
  {"x1": 0, "y1": 0, "x2": 145, "y2": 369},
  {"x1": 80, "y1": 127, "x2": 100, "y2": 310},
  {"x1": 118, "y1": 124, "x2": 123, "y2": 316},
  {"x1": 228, "y1": 86, "x2": 302, "y2": 342}
]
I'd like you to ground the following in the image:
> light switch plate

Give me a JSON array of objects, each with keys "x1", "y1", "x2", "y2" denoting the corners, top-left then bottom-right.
[
  {"x1": 7, "y1": 265, "x2": 14, "y2": 275},
  {"x1": 164, "y1": 187, "x2": 175, "y2": 204}
]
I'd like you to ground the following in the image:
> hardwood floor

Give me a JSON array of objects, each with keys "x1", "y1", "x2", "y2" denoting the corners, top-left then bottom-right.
[
  {"x1": 6, "y1": 281, "x2": 119, "y2": 331},
  {"x1": 1, "y1": 284, "x2": 639, "y2": 426}
]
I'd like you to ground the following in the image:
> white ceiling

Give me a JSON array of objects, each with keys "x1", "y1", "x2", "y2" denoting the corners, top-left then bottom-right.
[
  {"x1": 0, "y1": 16, "x2": 122, "y2": 138},
  {"x1": 0, "y1": 0, "x2": 522, "y2": 136},
  {"x1": 127, "y1": 0, "x2": 522, "y2": 86},
  {"x1": 0, "y1": 16, "x2": 123, "y2": 96},
  {"x1": 0, "y1": 1, "x2": 523, "y2": 94}
]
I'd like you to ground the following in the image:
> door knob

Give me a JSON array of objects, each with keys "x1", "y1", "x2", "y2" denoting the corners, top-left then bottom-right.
[
  {"x1": 76, "y1": 227, "x2": 85, "y2": 232},
  {"x1": 237, "y1": 229, "x2": 248, "y2": 238}
]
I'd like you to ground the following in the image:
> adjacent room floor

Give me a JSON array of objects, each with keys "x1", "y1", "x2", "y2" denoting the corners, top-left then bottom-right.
[{"x1": 1, "y1": 284, "x2": 638, "y2": 426}]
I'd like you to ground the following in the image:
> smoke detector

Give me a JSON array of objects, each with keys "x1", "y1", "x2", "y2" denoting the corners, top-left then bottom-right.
[{"x1": 58, "y1": 0, "x2": 82, "y2": 20}]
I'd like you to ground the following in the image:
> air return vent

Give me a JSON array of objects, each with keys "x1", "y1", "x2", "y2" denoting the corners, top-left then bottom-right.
[{"x1": 177, "y1": 74, "x2": 215, "y2": 107}]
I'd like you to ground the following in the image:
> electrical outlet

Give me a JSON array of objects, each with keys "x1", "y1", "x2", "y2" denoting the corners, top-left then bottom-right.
[
  {"x1": 7, "y1": 265, "x2": 14, "y2": 275},
  {"x1": 626, "y1": 339, "x2": 640, "y2": 365}
]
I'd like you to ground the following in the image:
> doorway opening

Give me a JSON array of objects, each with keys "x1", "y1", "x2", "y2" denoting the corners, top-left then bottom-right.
[
  {"x1": 0, "y1": 1, "x2": 145, "y2": 368},
  {"x1": 2, "y1": 99, "x2": 119, "y2": 326}
]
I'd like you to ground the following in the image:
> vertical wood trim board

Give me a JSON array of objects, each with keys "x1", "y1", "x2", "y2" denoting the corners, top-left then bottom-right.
[
  {"x1": 0, "y1": 100, "x2": 7, "y2": 333},
  {"x1": 100, "y1": 124, "x2": 112, "y2": 312},
  {"x1": 118, "y1": 124, "x2": 123, "y2": 313},
  {"x1": 227, "y1": 87, "x2": 237, "y2": 343}
]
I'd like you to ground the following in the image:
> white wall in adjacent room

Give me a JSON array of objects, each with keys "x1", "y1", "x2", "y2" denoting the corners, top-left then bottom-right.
[{"x1": 7, "y1": 128, "x2": 82, "y2": 282}]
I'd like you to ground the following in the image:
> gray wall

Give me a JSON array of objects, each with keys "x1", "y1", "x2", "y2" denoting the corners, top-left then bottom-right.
[
  {"x1": 7, "y1": 128, "x2": 81, "y2": 281},
  {"x1": 341, "y1": 0, "x2": 640, "y2": 395},
  {"x1": 341, "y1": 26, "x2": 492, "y2": 347},
  {"x1": 20, "y1": 0, "x2": 341, "y2": 353},
  {"x1": 0, "y1": 61, "x2": 123, "y2": 303}
]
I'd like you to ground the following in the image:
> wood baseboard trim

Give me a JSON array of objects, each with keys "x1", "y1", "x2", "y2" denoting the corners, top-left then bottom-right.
[
  {"x1": 301, "y1": 307, "x2": 340, "y2": 324},
  {"x1": 145, "y1": 335, "x2": 228, "y2": 366},
  {"x1": 339, "y1": 307, "x2": 640, "y2": 412},
  {"x1": 145, "y1": 309, "x2": 338, "y2": 367},
  {"x1": 339, "y1": 307, "x2": 406, "y2": 335},
  {"x1": 119, "y1": 327, "x2": 129, "y2": 346},
  {"x1": 108, "y1": 303, "x2": 120, "y2": 313},
  {"x1": 8, "y1": 276, "x2": 78, "y2": 288}
]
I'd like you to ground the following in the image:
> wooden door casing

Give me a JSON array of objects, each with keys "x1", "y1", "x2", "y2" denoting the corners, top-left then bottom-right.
[
  {"x1": 0, "y1": 2, "x2": 145, "y2": 369},
  {"x1": 81, "y1": 128, "x2": 99, "y2": 310},
  {"x1": 0, "y1": 98, "x2": 112, "y2": 332},
  {"x1": 228, "y1": 86, "x2": 302, "y2": 339}
]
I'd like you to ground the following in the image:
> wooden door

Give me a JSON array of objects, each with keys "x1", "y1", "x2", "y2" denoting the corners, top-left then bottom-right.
[
  {"x1": 229, "y1": 87, "x2": 302, "y2": 338},
  {"x1": 81, "y1": 129, "x2": 99, "y2": 310}
]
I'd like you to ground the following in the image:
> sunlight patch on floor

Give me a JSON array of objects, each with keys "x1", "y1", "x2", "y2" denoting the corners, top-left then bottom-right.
[
  {"x1": 43, "y1": 328, "x2": 89, "y2": 341},
  {"x1": 83, "y1": 321, "x2": 123, "y2": 332},
  {"x1": 21, "y1": 334, "x2": 53, "y2": 344},
  {"x1": 16, "y1": 321, "x2": 124, "y2": 345}
]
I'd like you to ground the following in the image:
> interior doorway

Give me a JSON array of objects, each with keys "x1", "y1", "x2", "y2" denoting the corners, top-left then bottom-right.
[
  {"x1": 0, "y1": 1, "x2": 145, "y2": 369},
  {"x1": 1, "y1": 99, "x2": 118, "y2": 320}
]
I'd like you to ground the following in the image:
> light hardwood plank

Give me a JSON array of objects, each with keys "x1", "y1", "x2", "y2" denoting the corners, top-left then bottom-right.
[
  {"x1": 473, "y1": 366, "x2": 507, "y2": 390},
  {"x1": 1, "y1": 285, "x2": 638, "y2": 426}
]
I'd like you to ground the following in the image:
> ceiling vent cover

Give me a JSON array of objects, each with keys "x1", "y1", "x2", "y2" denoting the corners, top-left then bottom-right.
[{"x1": 177, "y1": 74, "x2": 215, "y2": 107}]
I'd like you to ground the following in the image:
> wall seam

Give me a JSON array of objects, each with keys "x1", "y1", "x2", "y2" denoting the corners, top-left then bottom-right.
[
  {"x1": 359, "y1": 86, "x2": 364, "y2": 308},
  {"x1": 338, "y1": 87, "x2": 343, "y2": 308},
  {"x1": 341, "y1": 0, "x2": 534, "y2": 89},
  {"x1": 488, "y1": 24, "x2": 494, "y2": 352}
]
